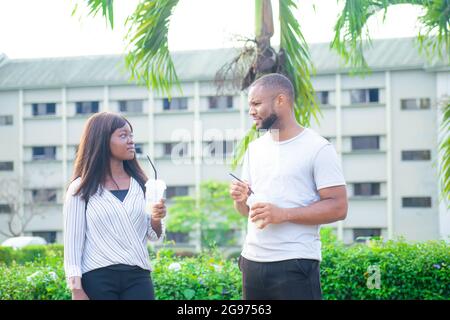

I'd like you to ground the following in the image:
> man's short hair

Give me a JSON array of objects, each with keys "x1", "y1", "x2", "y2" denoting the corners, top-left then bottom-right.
[{"x1": 250, "y1": 73, "x2": 295, "y2": 103}]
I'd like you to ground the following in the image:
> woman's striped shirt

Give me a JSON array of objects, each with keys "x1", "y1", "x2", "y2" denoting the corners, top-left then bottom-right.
[{"x1": 63, "y1": 176, "x2": 165, "y2": 286}]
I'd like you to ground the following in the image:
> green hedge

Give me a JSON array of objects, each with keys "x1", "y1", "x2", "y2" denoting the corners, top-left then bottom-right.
[
  {"x1": 0, "y1": 244, "x2": 64, "y2": 265},
  {"x1": 321, "y1": 240, "x2": 449, "y2": 299},
  {"x1": 0, "y1": 240, "x2": 448, "y2": 300}
]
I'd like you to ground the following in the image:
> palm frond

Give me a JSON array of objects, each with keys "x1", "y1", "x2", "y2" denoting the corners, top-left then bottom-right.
[
  {"x1": 417, "y1": 0, "x2": 450, "y2": 62},
  {"x1": 124, "y1": 0, "x2": 181, "y2": 98},
  {"x1": 231, "y1": 125, "x2": 260, "y2": 170},
  {"x1": 332, "y1": 0, "x2": 450, "y2": 70},
  {"x1": 279, "y1": 0, "x2": 321, "y2": 127},
  {"x1": 439, "y1": 99, "x2": 450, "y2": 207},
  {"x1": 83, "y1": 0, "x2": 115, "y2": 28},
  {"x1": 231, "y1": 0, "x2": 321, "y2": 170}
]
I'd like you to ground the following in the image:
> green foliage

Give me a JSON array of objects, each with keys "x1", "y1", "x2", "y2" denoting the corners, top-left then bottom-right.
[
  {"x1": 320, "y1": 227, "x2": 339, "y2": 246},
  {"x1": 165, "y1": 196, "x2": 198, "y2": 233},
  {"x1": 332, "y1": 0, "x2": 450, "y2": 71},
  {"x1": 166, "y1": 181, "x2": 246, "y2": 247},
  {"x1": 279, "y1": 0, "x2": 321, "y2": 126},
  {"x1": 124, "y1": 0, "x2": 182, "y2": 98},
  {"x1": 0, "y1": 244, "x2": 64, "y2": 265},
  {"x1": 152, "y1": 248, "x2": 242, "y2": 300},
  {"x1": 0, "y1": 241, "x2": 449, "y2": 300},
  {"x1": 0, "y1": 246, "x2": 14, "y2": 265},
  {"x1": 0, "y1": 256, "x2": 70, "y2": 300},
  {"x1": 321, "y1": 239, "x2": 450, "y2": 300},
  {"x1": 80, "y1": 0, "x2": 114, "y2": 28},
  {"x1": 439, "y1": 99, "x2": 450, "y2": 206}
]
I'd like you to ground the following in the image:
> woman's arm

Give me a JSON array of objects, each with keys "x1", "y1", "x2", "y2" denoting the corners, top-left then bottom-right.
[
  {"x1": 63, "y1": 180, "x2": 88, "y2": 298},
  {"x1": 147, "y1": 199, "x2": 166, "y2": 241}
]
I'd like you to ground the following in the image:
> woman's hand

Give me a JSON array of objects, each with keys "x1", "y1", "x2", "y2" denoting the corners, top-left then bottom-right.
[
  {"x1": 151, "y1": 199, "x2": 166, "y2": 221},
  {"x1": 72, "y1": 288, "x2": 90, "y2": 300}
]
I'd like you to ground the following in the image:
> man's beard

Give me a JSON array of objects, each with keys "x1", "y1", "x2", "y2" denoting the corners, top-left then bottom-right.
[{"x1": 259, "y1": 113, "x2": 278, "y2": 130}]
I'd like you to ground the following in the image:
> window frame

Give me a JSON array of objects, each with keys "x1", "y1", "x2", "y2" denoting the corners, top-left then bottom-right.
[{"x1": 351, "y1": 136, "x2": 380, "y2": 151}]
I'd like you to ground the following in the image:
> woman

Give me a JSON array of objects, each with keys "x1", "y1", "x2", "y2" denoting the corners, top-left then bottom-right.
[{"x1": 63, "y1": 111, "x2": 166, "y2": 300}]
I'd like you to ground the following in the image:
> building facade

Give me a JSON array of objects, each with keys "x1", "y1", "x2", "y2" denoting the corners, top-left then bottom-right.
[{"x1": 0, "y1": 38, "x2": 448, "y2": 245}]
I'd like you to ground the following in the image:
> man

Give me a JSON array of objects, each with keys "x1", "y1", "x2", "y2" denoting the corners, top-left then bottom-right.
[{"x1": 230, "y1": 73, "x2": 347, "y2": 300}]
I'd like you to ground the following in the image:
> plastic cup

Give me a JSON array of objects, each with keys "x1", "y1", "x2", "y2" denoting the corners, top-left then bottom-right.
[
  {"x1": 145, "y1": 179, "x2": 167, "y2": 213},
  {"x1": 247, "y1": 193, "x2": 266, "y2": 229}
]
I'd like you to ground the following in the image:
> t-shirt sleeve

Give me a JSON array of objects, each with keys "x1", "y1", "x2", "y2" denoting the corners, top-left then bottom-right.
[{"x1": 313, "y1": 143, "x2": 346, "y2": 190}]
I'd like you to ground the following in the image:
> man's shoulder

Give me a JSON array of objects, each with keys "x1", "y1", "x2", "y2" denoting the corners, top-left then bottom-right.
[
  {"x1": 304, "y1": 128, "x2": 328, "y2": 142},
  {"x1": 301, "y1": 128, "x2": 331, "y2": 150}
]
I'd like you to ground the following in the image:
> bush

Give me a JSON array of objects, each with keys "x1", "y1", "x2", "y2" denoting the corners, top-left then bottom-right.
[
  {"x1": 0, "y1": 246, "x2": 14, "y2": 265},
  {"x1": 0, "y1": 244, "x2": 64, "y2": 265},
  {"x1": 0, "y1": 240, "x2": 448, "y2": 300},
  {"x1": 152, "y1": 248, "x2": 242, "y2": 300},
  {"x1": 0, "y1": 257, "x2": 70, "y2": 300},
  {"x1": 321, "y1": 239, "x2": 449, "y2": 300}
]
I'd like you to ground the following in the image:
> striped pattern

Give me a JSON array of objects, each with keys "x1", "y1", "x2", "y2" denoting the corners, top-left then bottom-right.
[{"x1": 63, "y1": 177, "x2": 164, "y2": 281}]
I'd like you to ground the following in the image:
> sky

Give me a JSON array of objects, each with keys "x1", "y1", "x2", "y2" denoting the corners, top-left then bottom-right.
[{"x1": 0, "y1": 0, "x2": 426, "y2": 59}]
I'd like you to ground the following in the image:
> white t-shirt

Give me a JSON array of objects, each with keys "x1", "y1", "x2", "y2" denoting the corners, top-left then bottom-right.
[{"x1": 241, "y1": 127, "x2": 346, "y2": 262}]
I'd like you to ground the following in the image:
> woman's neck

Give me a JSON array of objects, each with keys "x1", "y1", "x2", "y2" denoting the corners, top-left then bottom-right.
[{"x1": 109, "y1": 159, "x2": 128, "y2": 179}]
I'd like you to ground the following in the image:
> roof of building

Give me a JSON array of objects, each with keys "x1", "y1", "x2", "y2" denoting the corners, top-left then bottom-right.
[{"x1": 0, "y1": 37, "x2": 448, "y2": 90}]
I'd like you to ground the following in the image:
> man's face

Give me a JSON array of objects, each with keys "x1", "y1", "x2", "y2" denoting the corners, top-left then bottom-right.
[{"x1": 248, "y1": 85, "x2": 278, "y2": 130}]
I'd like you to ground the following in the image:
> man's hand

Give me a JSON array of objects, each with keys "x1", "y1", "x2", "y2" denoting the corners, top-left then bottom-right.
[
  {"x1": 72, "y1": 288, "x2": 90, "y2": 300},
  {"x1": 250, "y1": 202, "x2": 287, "y2": 229},
  {"x1": 229, "y1": 180, "x2": 251, "y2": 203}
]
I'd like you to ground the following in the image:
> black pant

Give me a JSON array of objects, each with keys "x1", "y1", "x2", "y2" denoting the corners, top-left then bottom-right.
[
  {"x1": 81, "y1": 265, "x2": 155, "y2": 300},
  {"x1": 239, "y1": 255, "x2": 322, "y2": 300}
]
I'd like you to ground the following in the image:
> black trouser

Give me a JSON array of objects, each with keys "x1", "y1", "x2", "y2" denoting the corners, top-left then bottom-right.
[
  {"x1": 239, "y1": 255, "x2": 322, "y2": 300},
  {"x1": 81, "y1": 265, "x2": 155, "y2": 300}
]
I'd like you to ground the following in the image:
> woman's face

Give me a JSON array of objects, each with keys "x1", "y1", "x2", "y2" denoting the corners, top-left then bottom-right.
[{"x1": 110, "y1": 123, "x2": 135, "y2": 161}]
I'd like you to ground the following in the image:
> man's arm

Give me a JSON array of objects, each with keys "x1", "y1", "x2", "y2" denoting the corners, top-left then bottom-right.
[
  {"x1": 250, "y1": 185, "x2": 347, "y2": 228},
  {"x1": 234, "y1": 200, "x2": 250, "y2": 217},
  {"x1": 230, "y1": 180, "x2": 251, "y2": 217},
  {"x1": 284, "y1": 185, "x2": 347, "y2": 225}
]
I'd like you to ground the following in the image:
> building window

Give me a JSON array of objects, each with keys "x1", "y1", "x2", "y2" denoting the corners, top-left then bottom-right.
[
  {"x1": 32, "y1": 231, "x2": 57, "y2": 244},
  {"x1": 0, "y1": 204, "x2": 12, "y2": 214},
  {"x1": 163, "y1": 142, "x2": 189, "y2": 158},
  {"x1": 402, "y1": 197, "x2": 432, "y2": 208},
  {"x1": 354, "y1": 183, "x2": 380, "y2": 196},
  {"x1": 402, "y1": 150, "x2": 431, "y2": 161},
  {"x1": 0, "y1": 161, "x2": 14, "y2": 171},
  {"x1": 208, "y1": 96, "x2": 233, "y2": 109},
  {"x1": 32, "y1": 146, "x2": 56, "y2": 160},
  {"x1": 205, "y1": 140, "x2": 235, "y2": 158},
  {"x1": 32, "y1": 103, "x2": 56, "y2": 116},
  {"x1": 0, "y1": 115, "x2": 13, "y2": 125},
  {"x1": 166, "y1": 186, "x2": 189, "y2": 199},
  {"x1": 401, "y1": 98, "x2": 431, "y2": 110},
  {"x1": 351, "y1": 136, "x2": 380, "y2": 151},
  {"x1": 350, "y1": 88, "x2": 379, "y2": 104},
  {"x1": 32, "y1": 189, "x2": 57, "y2": 203},
  {"x1": 353, "y1": 228, "x2": 381, "y2": 242},
  {"x1": 315, "y1": 91, "x2": 329, "y2": 105},
  {"x1": 119, "y1": 100, "x2": 143, "y2": 113},
  {"x1": 76, "y1": 101, "x2": 99, "y2": 114},
  {"x1": 166, "y1": 231, "x2": 190, "y2": 243},
  {"x1": 163, "y1": 98, "x2": 188, "y2": 111},
  {"x1": 135, "y1": 143, "x2": 143, "y2": 156}
]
